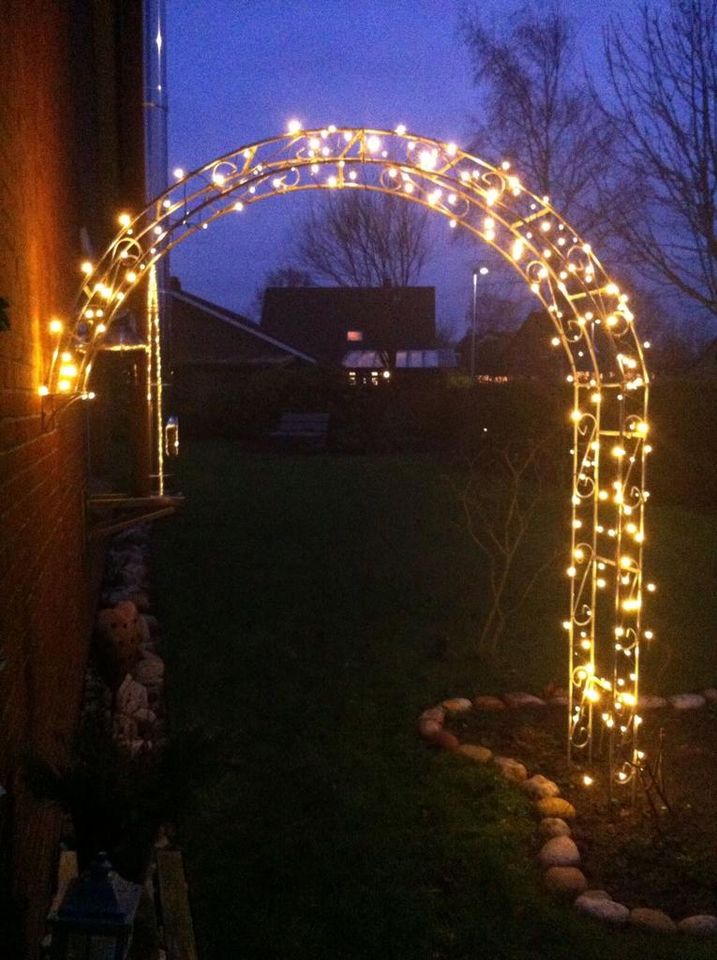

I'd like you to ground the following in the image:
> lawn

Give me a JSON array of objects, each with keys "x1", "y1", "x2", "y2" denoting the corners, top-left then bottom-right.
[{"x1": 153, "y1": 444, "x2": 717, "y2": 959}]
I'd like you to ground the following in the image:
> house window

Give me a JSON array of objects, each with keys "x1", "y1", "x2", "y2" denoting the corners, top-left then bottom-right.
[{"x1": 346, "y1": 330, "x2": 363, "y2": 342}]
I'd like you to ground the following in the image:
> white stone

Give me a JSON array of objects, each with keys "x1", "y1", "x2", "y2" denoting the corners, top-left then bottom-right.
[
  {"x1": 116, "y1": 674, "x2": 148, "y2": 716},
  {"x1": 630, "y1": 907, "x2": 677, "y2": 932},
  {"x1": 493, "y1": 756, "x2": 528, "y2": 782},
  {"x1": 473, "y1": 695, "x2": 505, "y2": 711},
  {"x1": 544, "y1": 866, "x2": 587, "y2": 897},
  {"x1": 503, "y1": 691, "x2": 546, "y2": 708},
  {"x1": 420, "y1": 706, "x2": 445, "y2": 725},
  {"x1": 457, "y1": 744, "x2": 492, "y2": 763},
  {"x1": 538, "y1": 818, "x2": 571, "y2": 838},
  {"x1": 417, "y1": 719, "x2": 441, "y2": 741},
  {"x1": 678, "y1": 915, "x2": 717, "y2": 937},
  {"x1": 538, "y1": 836, "x2": 581, "y2": 868},
  {"x1": 133, "y1": 653, "x2": 165, "y2": 685},
  {"x1": 638, "y1": 694, "x2": 668, "y2": 710},
  {"x1": 441, "y1": 697, "x2": 472, "y2": 713},
  {"x1": 575, "y1": 894, "x2": 630, "y2": 925},
  {"x1": 520, "y1": 774, "x2": 560, "y2": 799},
  {"x1": 669, "y1": 693, "x2": 706, "y2": 711}
]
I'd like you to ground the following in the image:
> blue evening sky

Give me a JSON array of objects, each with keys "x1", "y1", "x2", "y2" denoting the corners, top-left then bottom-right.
[{"x1": 166, "y1": 0, "x2": 638, "y2": 333}]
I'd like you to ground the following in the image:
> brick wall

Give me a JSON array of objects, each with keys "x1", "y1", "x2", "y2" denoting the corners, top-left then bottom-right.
[{"x1": 0, "y1": 3, "x2": 144, "y2": 954}]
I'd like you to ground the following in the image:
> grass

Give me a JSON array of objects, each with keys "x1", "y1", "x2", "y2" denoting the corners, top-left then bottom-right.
[{"x1": 153, "y1": 444, "x2": 717, "y2": 959}]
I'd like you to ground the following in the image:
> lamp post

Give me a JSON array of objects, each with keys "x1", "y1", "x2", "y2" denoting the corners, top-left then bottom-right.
[{"x1": 470, "y1": 265, "x2": 489, "y2": 379}]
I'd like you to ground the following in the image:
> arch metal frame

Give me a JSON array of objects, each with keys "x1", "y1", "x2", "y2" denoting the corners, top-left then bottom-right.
[{"x1": 44, "y1": 125, "x2": 652, "y2": 788}]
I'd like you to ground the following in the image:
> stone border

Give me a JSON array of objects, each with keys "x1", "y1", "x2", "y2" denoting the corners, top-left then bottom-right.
[
  {"x1": 417, "y1": 692, "x2": 717, "y2": 938},
  {"x1": 84, "y1": 523, "x2": 167, "y2": 755}
]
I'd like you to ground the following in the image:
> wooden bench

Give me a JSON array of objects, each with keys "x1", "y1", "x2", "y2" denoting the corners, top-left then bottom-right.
[
  {"x1": 271, "y1": 412, "x2": 329, "y2": 448},
  {"x1": 156, "y1": 849, "x2": 198, "y2": 960}
]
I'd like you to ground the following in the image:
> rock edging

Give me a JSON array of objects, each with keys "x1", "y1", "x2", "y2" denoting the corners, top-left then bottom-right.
[{"x1": 416, "y1": 691, "x2": 717, "y2": 937}]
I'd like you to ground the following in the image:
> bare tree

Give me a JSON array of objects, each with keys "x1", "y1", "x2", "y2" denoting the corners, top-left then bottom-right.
[
  {"x1": 294, "y1": 191, "x2": 431, "y2": 287},
  {"x1": 252, "y1": 265, "x2": 314, "y2": 320},
  {"x1": 458, "y1": 437, "x2": 559, "y2": 661},
  {"x1": 460, "y1": 6, "x2": 617, "y2": 240},
  {"x1": 602, "y1": 1, "x2": 717, "y2": 318}
]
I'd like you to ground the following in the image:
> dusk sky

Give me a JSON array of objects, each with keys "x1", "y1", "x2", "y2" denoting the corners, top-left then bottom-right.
[{"x1": 167, "y1": 0, "x2": 636, "y2": 333}]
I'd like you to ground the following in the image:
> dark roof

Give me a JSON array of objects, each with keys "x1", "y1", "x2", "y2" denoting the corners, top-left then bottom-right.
[
  {"x1": 460, "y1": 311, "x2": 566, "y2": 379},
  {"x1": 168, "y1": 287, "x2": 317, "y2": 366},
  {"x1": 261, "y1": 285, "x2": 436, "y2": 364}
]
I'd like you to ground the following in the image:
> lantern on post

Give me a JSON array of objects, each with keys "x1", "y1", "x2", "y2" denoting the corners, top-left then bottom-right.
[{"x1": 49, "y1": 855, "x2": 142, "y2": 960}]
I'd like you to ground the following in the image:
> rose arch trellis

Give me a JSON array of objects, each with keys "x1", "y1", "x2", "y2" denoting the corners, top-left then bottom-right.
[{"x1": 43, "y1": 124, "x2": 652, "y2": 790}]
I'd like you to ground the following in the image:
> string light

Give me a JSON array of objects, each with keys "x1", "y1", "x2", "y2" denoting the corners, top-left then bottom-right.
[{"x1": 47, "y1": 127, "x2": 651, "y2": 787}]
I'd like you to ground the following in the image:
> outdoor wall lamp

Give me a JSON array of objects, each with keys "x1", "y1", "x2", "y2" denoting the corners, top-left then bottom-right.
[{"x1": 49, "y1": 855, "x2": 141, "y2": 960}]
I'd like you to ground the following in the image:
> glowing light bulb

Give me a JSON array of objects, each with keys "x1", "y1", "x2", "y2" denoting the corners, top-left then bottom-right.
[
  {"x1": 582, "y1": 774, "x2": 594, "y2": 786},
  {"x1": 366, "y1": 135, "x2": 381, "y2": 153},
  {"x1": 118, "y1": 212, "x2": 131, "y2": 228},
  {"x1": 395, "y1": 123, "x2": 407, "y2": 135},
  {"x1": 80, "y1": 261, "x2": 93, "y2": 275},
  {"x1": 38, "y1": 384, "x2": 49, "y2": 397},
  {"x1": 173, "y1": 167, "x2": 185, "y2": 180},
  {"x1": 49, "y1": 318, "x2": 63, "y2": 334},
  {"x1": 287, "y1": 118, "x2": 302, "y2": 134}
]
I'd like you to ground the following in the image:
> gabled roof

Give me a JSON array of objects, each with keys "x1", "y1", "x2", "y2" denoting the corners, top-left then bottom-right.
[
  {"x1": 261, "y1": 285, "x2": 436, "y2": 363},
  {"x1": 168, "y1": 287, "x2": 317, "y2": 365}
]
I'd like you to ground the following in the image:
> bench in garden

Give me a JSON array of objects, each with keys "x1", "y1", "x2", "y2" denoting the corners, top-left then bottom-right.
[{"x1": 271, "y1": 412, "x2": 330, "y2": 448}]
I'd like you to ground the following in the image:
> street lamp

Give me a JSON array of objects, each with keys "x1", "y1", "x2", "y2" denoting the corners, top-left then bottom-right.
[{"x1": 470, "y1": 265, "x2": 490, "y2": 379}]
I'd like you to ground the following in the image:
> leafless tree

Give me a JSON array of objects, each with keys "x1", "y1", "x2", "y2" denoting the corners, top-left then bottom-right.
[
  {"x1": 460, "y1": 6, "x2": 618, "y2": 241},
  {"x1": 293, "y1": 191, "x2": 431, "y2": 287},
  {"x1": 601, "y1": 1, "x2": 717, "y2": 318},
  {"x1": 458, "y1": 437, "x2": 559, "y2": 661},
  {"x1": 252, "y1": 265, "x2": 314, "y2": 320}
]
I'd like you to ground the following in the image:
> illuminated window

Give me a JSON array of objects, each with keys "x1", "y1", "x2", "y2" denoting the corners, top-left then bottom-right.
[{"x1": 346, "y1": 330, "x2": 363, "y2": 342}]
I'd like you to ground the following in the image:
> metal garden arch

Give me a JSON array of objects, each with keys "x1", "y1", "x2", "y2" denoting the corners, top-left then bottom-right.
[{"x1": 43, "y1": 124, "x2": 652, "y2": 788}]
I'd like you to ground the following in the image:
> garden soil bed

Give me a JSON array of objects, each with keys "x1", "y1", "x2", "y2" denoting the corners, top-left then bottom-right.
[{"x1": 446, "y1": 702, "x2": 717, "y2": 919}]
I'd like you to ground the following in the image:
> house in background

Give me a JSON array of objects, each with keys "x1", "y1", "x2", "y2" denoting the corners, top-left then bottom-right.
[
  {"x1": 168, "y1": 280, "x2": 457, "y2": 392},
  {"x1": 260, "y1": 282, "x2": 456, "y2": 376},
  {"x1": 459, "y1": 310, "x2": 567, "y2": 381},
  {"x1": 169, "y1": 279, "x2": 315, "y2": 367}
]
